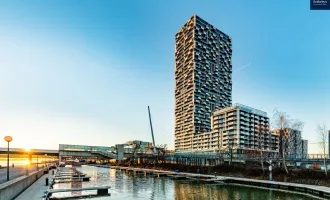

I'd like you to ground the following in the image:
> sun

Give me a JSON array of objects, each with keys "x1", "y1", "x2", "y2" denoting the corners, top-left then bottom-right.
[{"x1": 24, "y1": 160, "x2": 31, "y2": 165}]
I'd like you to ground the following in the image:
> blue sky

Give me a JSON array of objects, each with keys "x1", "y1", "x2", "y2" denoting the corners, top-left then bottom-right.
[{"x1": 0, "y1": 1, "x2": 329, "y2": 153}]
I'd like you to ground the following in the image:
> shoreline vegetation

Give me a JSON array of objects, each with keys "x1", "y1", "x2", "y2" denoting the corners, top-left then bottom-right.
[{"x1": 111, "y1": 162, "x2": 330, "y2": 187}]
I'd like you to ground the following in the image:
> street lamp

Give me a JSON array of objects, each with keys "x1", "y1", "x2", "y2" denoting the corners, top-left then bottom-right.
[
  {"x1": 4, "y1": 136, "x2": 13, "y2": 181},
  {"x1": 37, "y1": 154, "x2": 39, "y2": 171}
]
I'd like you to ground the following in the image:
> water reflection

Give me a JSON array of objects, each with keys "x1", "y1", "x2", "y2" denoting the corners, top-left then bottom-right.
[
  {"x1": 51, "y1": 166, "x2": 322, "y2": 200},
  {"x1": 70, "y1": 181, "x2": 82, "y2": 196},
  {"x1": 173, "y1": 182, "x2": 320, "y2": 200}
]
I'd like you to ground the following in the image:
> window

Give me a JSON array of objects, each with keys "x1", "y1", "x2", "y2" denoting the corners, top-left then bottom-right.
[
  {"x1": 210, "y1": 63, "x2": 215, "y2": 73},
  {"x1": 210, "y1": 104, "x2": 215, "y2": 113},
  {"x1": 217, "y1": 55, "x2": 222, "y2": 68},
  {"x1": 208, "y1": 30, "x2": 212, "y2": 39}
]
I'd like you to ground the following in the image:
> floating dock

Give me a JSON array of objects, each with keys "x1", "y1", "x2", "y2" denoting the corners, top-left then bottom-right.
[
  {"x1": 53, "y1": 176, "x2": 90, "y2": 181},
  {"x1": 53, "y1": 168, "x2": 90, "y2": 182},
  {"x1": 46, "y1": 186, "x2": 111, "y2": 199}
]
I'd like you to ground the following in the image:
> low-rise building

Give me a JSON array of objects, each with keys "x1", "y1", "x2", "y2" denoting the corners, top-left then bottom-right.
[{"x1": 301, "y1": 139, "x2": 308, "y2": 158}]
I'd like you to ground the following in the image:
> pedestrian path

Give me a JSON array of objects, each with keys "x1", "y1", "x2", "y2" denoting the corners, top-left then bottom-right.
[{"x1": 14, "y1": 173, "x2": 52, "y2": 200}]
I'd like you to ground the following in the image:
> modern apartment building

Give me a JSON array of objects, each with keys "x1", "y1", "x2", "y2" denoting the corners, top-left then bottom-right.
[
  {"x1": 174, "y1": 15, "x2": 232, "y2": 150},
  {"x1": 191, "y1": 103, "x2": 279, "y2": 151},
  {"x1": 271, "y1": 128, "x2": 307, "y2": 158},
  {"x1": 301, "y1": 139, "x2": 308, "y2": 158}
]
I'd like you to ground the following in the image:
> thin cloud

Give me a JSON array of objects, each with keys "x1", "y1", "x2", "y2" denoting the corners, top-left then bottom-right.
[{"x1": 234, "y1": 62, "x2": 251, "y2": 72}]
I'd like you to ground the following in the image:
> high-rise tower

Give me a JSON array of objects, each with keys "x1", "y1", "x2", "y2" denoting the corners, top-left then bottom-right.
[{"x1": 174, "y1": 15, "x2": 232, "y2": 150}]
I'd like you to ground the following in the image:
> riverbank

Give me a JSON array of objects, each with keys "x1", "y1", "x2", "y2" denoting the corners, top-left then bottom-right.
[{"x1": 108, "y1": 165, "x2": 330, "y2": 199}]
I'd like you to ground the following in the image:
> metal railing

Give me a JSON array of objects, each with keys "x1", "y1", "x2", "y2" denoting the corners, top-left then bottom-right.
[{"x1": 91, "y1": 151, "x2": 117, "y2": 159}]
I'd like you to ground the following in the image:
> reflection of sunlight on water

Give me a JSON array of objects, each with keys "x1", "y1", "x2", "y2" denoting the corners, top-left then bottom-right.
[
  {"x1": 0, "y1": 158, "x2": 30, "y2": 166},
  {"x1": 50, "y1": 166, "x2": 320, "y2": 200},
  {"x1": 0, "y1": 157, "x2": 55, "y2": 166}
]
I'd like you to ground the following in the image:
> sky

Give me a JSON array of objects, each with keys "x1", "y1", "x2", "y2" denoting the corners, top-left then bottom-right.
[{"x1": 0, "y1": 1, "x2": 329, "y2": 153}]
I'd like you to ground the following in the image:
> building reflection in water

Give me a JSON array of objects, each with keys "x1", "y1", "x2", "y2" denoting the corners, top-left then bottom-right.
[
  {"x1": 173, "y1": 181, "x2": 310, "y2": 200},
  {"x1": 51, "y1": 167, "x2": 317, "y2": 200},
  {"x1": 70, "y1": 181, "x2": 82, "y2": 196}
]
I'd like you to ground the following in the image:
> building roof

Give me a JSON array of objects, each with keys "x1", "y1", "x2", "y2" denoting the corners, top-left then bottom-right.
[{"x1": 213, "y1": 103, "x2": 267, "y2": 117}]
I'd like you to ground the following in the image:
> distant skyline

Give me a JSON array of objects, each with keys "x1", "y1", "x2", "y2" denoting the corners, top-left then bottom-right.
[{"x1": 0, "y1": 1, "x2": 329, "y2": 153}]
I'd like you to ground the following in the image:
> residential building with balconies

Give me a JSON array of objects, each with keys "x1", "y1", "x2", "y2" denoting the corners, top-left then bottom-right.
[
  {"x1": 174, "y1": 14, "x2": 232, "y2": 150},
  {"x1": 192, "y1": 103, "x2": 279, "y2": 152}
]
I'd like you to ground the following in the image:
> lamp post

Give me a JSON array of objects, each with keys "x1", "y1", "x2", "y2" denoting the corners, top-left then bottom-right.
[
  {"x1": 4, "y1": 136, "x2": 13, "y2": 181},
  {"x1": 37, "y1": 154, "x2": 39, "y2": 171},
  {"x1": 26, "y1": 148, "x2": 30, "y2": 176}
]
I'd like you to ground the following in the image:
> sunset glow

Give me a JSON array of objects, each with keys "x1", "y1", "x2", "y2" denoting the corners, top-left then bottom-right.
[{"x1": 24, "y1": 159, "x2": 30, "y2": 165}]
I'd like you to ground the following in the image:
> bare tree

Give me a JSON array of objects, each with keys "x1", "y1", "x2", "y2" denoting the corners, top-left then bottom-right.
[
  {"x1": 272, "y1": 109, "x2": 290, "y2": 174},
  {"x1": 316, "y1": 124, "x2": 328, "y2": 176},
  {"x1": 255, "y1": 124, "x2": 267, "y2": 175},
  {"x1": 156, "y1": 144, "x2": 167, "y2": 162},
  {"x1": 287, "y1": 120, "x2": 304, "y2": 158},
  {"x1": 224, "y1": 144, "x2": 234, "y2": 166},
  {"x1": 156, "y1": 144, "x2": 168, "y2": 164},
  {"x1": 272, "y1": 109, "x2": 304, "y2": 174}
]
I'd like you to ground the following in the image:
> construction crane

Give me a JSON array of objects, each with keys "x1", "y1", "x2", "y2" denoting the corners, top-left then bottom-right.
[{"x1": 148, "y1": 106, "x2": 157, "y2": 154}]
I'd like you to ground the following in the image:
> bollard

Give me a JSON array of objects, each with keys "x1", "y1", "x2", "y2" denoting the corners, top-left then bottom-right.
[{"x1": 45, "y1": 177, "x2": 49, "y2": 186}]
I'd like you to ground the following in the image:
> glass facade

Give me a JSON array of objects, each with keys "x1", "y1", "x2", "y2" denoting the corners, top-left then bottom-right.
[
  {"x1": 59, "y1": 144, "x2": 115, "y2": 152},
  {"x1": 59, "y1": 142, "x2": 153, "y2": 154}
]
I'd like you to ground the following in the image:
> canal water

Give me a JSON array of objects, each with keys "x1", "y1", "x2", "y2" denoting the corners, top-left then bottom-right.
[
  {"x1": 52, "y1": 166, "x2": 322, "y2": 200},
  {"x1": 0, "y1": 157, "x2": 55, "y2": 166}
]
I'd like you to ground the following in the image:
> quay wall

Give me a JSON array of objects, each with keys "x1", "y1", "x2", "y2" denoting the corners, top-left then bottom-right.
[{"x1": 0, "y1": 169, "x2": 45, "y2": 200}]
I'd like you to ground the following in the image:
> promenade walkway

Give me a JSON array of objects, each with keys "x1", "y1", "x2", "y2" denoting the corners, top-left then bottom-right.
[{"x1": 14, "y1": 172, "x2": 52, "y2": 200}]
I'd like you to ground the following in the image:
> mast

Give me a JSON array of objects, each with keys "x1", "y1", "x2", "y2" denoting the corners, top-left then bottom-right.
[{"x1": 148, "y1": 106, "x2": 157, "y2": 154}]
